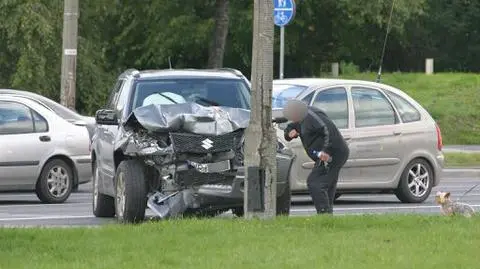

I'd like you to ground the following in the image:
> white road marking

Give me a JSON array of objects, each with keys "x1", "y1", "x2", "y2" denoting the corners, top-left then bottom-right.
[
  {"x1": 291, "y1": 204, "x2": 480, "y2": 212},
  {"x1": 0, "y1": 202, "x2": 90, "y2": 208},
  {"x1": 0, "y1": 215, "x2": 94, "y2": 221}
]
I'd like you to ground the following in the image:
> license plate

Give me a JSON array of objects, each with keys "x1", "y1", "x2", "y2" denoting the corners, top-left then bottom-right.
[{"x1": 188, "y1": 160, "x2": 231, "y2": 173}]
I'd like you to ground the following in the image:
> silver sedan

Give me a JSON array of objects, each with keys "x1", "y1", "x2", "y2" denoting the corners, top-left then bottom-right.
[{"x1": 0, "y1": 95, "x2": 92, "y2": 203}]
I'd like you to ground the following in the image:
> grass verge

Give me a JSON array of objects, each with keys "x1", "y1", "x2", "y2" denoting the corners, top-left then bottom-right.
[
  {"x1": 444, "y1": 152, "x2": 480, "y2": 167},
  {"x1": 1, "y1": 215, "x2": 480, "y2": 269},
  {"x1": 335, "y1": 72, "x2": 480, "y2": 145}
]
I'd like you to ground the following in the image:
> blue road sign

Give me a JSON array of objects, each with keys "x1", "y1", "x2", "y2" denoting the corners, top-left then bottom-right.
[{"x1": 273, "y1": 0, "x2": 296, "y2": 27}]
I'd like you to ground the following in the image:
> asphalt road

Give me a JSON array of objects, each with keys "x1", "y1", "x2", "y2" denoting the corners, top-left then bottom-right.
[{"x1": 0, "y1": 174, "x2": 479, "y2": 227}]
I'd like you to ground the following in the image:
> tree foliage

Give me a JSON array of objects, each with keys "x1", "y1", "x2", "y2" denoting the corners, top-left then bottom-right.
[{"x1": 0, "y1": 0, "x2": 476, "y2": 115}]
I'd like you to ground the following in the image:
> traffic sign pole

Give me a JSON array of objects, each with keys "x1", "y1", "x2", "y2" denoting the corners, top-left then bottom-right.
[
  {"x1": 280, "y1": 26, "x2": 285, "y2": 79},
  {"x1": 273, "y1": 0, "x2": 295, "y2": 80}
]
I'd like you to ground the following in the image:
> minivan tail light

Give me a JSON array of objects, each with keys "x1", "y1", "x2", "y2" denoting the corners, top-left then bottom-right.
[{"x1": 435, "y1": 123, "x2": 443, "y2": 151}]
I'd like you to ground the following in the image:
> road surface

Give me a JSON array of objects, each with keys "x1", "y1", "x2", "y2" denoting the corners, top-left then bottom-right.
[{"x1": 0, "y1": 175, "x2": 479, "y2": 227}]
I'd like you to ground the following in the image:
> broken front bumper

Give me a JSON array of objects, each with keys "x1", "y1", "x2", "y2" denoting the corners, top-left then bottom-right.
[{"x1": 147, "y1": 166, "x2": 289, "y2": 219}]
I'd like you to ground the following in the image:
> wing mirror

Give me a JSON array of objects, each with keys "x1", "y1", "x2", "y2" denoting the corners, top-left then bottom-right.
[{"x1": 95, "y1": 109, "x2": 118, "y2": 125}]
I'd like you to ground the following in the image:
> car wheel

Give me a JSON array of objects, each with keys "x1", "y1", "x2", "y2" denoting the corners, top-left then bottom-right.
[
  {"x1": 395, "y1": 158, "x2": 433, "y2": 203},
  {"x1": 114, "y1": 160, "x2": 147, "y2": 223},
  {"x1": 92, "y1": 160, "x2": 115, "y2": 218},
  {"x1": 232, "y1": 183, "x2": 291, "y2": 217},
  {"x1": 35, "y1": 159, "x2": 73, "y2": 203}
]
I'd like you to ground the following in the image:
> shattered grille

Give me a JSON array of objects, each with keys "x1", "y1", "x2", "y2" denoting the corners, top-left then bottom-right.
[{"x1": 170, "y1": 130, "x2": 244, "y2": 154}]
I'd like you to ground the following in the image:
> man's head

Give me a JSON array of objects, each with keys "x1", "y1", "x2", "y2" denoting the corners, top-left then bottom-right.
[{"x1": 283, "y1": 99, "x2": 308, "y2": 122}]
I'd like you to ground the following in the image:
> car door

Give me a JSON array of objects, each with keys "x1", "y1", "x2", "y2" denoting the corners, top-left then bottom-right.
[
  {"x1": 0, "y1": 101, "x2": 52, "y2": 190},
  {"x1": 285, "y1": 86, "x2": 351, "y2": 191},
  {"x1": 97, "y1": 79, "x2": 125, "y2": 194},
  {"x1": 347, "y1": 85, "x2": 402, "y2": 186}
]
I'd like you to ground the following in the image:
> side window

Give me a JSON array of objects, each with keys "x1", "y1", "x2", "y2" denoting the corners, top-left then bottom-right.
[
  {"x1": 351, "y1": 87, "x2": 397, "y2": 127},
  {"x1": 0, "y1": 101, "x2": 35, "y2": 134},
  {"x1": 302, "y1": 91, "x2": 314, "y2": 105},
  {"x1": 311, "y1": 87, "x2": 349, "y2": 129},
  {"x1": 32, "y1": 110, "x2": 48, "y2": 132},
  {"x1": 107, "y1": 79, "x2": 125, "y2": 109},
  {"x1": 385, "y1": 91, "x2": 421, "y2": 123},
  {"x1": 115, "y1": 80, "x2": 131, "y2": 111}
]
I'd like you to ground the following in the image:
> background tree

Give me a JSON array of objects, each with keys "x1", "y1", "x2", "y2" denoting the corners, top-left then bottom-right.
[{"x1": 207, "y1": 0, "x2": 229, "y2": 68}]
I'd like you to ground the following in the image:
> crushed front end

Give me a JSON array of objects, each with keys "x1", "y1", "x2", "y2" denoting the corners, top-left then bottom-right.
[{"x1": 117, "y1": 103, "x2": 249, "y2": 219}]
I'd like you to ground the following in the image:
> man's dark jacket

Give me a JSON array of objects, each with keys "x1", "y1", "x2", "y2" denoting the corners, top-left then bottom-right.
[{"x1": 284, "y1": 106, "x2": 349, "y2": 162}]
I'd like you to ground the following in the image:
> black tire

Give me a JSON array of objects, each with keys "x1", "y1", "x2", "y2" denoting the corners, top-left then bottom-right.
[
  {"x1": 92, "y1": 160, "x2": 115, "y2": 217},
  {"x1": 114, "y1": 160, "x2": 147, "y2": 223},
  {"x1": 232, "y1": 182, "x2": 291, "y2": 217},
  {"x1": 395, "y1": 158, "x2": 433, "y2": 203},
  {"x1": 35, "y1": 159, "x2": 74, "y2": 203},
  {"x1": 276, "y1": 181, "x2": 291, "y2": 216},
  {"x1": 72, "y1": 184, "x2": 79, "y2": 192}
]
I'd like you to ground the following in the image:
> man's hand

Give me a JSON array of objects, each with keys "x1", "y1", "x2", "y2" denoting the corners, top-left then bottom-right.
[
  {"x1": 318, "y1": 151, "x2": 330, "y2": 162},
  {"x1": 288, "y1": 129, "x2": 299, "y2": 139}
]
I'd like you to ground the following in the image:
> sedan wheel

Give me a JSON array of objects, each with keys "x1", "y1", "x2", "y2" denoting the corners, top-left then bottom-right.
[
  {"x1": 35, "y1": 159, "x2": 73, "y2": 203},
  {"x1": 395, "y1": 158, "x2": 433, "y2": 203}
]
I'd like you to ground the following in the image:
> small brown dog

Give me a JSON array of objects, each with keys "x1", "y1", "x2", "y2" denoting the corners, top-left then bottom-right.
[{"x1": 435, "y1": 191, "x2": 475, "y2": 217}]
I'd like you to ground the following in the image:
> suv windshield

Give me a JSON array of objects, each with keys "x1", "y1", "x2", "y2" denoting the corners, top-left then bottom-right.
[
  {"x1": 272, "y1": 84, "x2": 308, "y2": 109},
  {"x1": 131, "y1": 78, "x2": 251, "y2": 111}
]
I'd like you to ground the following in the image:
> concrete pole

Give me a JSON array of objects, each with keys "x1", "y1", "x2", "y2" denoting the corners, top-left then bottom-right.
[
  {"x1": 331, "y1": 62, "x2": 339, "y2": 77},
  {"x1": 425, "y1": 58, "x2": 434, "y2": 75},
  {"x1": 60, "y1": 0, "x2": 79, "y2": 110}
]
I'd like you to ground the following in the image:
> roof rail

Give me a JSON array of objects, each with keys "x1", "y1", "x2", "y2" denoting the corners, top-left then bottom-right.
[
  {"x1": 216, "y1": 68, "x2": 244, "y2": 77},
  {"x1": 121, "y1": 68, "x2": 140, "y2": 77}
]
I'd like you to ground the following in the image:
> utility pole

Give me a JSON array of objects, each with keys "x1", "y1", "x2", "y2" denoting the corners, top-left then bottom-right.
[
  {"x1": 243, "y1": 0, "x2": 276, "y2": 219},
  {"x1": 60, "y1": 0, "x2": 79, "y2": 110}
]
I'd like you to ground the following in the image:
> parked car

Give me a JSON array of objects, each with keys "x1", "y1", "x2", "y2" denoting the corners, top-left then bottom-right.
[
  {"x1": 272, "y1": 78, "x2": 445, "y2": 203},
  {"x1": 0, "y1": 89, "x2": 96, "y2": 140},
  {"x1": 91, "y1": 68, "x2": 294, "y2": 223},
  {"x1": 0, "y1": 95, "x2": 92, "y2": 203}
]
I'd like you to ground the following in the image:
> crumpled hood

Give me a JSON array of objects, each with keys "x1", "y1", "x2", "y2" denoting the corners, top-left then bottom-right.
[{"x1": 123, "y1": 102, "x2": 250, "y2": 136}]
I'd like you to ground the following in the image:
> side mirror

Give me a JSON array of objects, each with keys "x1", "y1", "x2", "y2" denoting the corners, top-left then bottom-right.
[
  {"x1": 95, "y1": 109, "x2": 118, "y2": 125},
  {"x1": 272, "y1": 117, "x2": 288, "y2": 124}
]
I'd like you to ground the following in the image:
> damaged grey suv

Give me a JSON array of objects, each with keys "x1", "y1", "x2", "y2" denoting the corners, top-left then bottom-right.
[{"x1": 91, "y1": 68, "x2": 294, "y2": 223}]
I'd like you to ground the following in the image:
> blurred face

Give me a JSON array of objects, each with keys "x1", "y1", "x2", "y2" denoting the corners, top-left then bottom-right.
[{"x1": 284, "y1": 101, "x2": 306, "y2": 123}]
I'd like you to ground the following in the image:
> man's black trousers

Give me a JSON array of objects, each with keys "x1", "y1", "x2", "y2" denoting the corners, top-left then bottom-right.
[{"x1": 306, "y1": 150, "x2": 349, "y2": 214}]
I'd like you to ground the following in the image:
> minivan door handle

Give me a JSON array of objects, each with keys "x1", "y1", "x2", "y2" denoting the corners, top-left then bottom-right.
[
  {"x1": 39, "y1": 135, "x2": 51, "y2": 142},
  {"x1": 343, "y1": 135, "x2": 352, "y2": 140},
  {"x1": 393, "y1": 130, "x2": 402, "y2": 136}
]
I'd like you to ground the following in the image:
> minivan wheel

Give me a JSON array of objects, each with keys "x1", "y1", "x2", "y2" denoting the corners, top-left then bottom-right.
[
  {"x1": 92, "y1": 160, "x2": 115, "y2": 218},
  {"x1": 395, "y1": 158, "x2": 433, "y2": 203},
  {"x1": 35, "y1": 159, "x2": 73, "y2": 203},
  {"x1": 114, "y1": 160, "x2": 147, "y2": 224}
]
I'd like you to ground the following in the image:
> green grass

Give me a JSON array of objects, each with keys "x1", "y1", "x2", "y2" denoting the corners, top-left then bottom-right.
[
  {"x1": 1, "y1": 215, "x2": 480, "y2": 269},
  {"x1": 334, "y1": 72, "x2": 480, "y2": 145},
  {"x1": 444, "y1": 152, "x2": 480, "y2": 167}
]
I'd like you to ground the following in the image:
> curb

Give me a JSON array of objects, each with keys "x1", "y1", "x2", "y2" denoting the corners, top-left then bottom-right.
[{"x1": 441, "y1": 168, "x2": 480, "y2": 178}]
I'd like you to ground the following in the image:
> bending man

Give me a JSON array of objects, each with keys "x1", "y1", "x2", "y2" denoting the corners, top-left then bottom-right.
[{"x1": 283, "y1": 100, "x2": 350, "y2": 214}]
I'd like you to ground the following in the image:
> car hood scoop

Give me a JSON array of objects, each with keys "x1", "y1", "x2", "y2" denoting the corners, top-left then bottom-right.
[{"x1": 123, "y1": 102, "x2": 250, "y2": 136}]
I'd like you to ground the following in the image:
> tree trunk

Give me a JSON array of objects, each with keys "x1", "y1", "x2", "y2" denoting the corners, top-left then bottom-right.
[
  {"x1": 243, "y1": 0, "x2": 276, "y2": 219},
  {"x1": 207, "y1": 0, "x2": 229, "y2": 68}
]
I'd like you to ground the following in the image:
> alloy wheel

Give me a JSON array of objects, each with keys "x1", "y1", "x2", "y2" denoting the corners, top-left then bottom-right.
[
  {"x1": 46, "y1": 165, "x2": 70, "y2": 198},
  {"x1": 407, "y1": 163, "x2": 430, "y2": 197}
]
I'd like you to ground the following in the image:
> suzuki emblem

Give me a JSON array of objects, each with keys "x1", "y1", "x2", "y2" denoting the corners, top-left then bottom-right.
[{"x1": 201, "y1": 138, "x2": 214, "y2": 150}]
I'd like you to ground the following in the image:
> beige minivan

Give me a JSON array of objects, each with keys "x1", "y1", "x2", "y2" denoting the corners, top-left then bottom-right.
[{"x1": 272, "y1": 78, "x2": 445, "y2": 203}]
